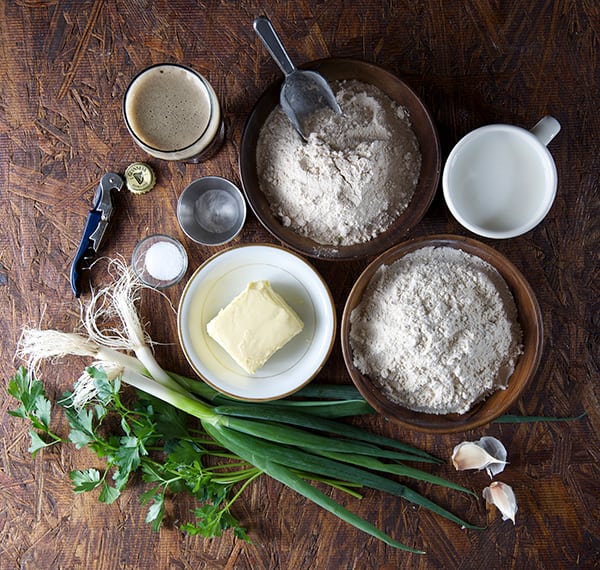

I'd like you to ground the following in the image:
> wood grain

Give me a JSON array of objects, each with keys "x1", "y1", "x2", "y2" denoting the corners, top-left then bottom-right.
[{"x1": 1, "y1": 1, "x2": 599, "y2": 568}]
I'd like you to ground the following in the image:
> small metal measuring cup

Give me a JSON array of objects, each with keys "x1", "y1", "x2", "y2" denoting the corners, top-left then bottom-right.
[{"x1": 177, "y1": 177, "x2": 247, "y2": 246}]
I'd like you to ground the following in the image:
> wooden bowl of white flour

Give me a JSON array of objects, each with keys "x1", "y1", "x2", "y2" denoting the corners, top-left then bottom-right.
[
  {"x1": 239, "y1": 58, "x2": 441, "y2": 260},
  {"x1": 341, "y1": 235, "x2": 543, "y2": 433}
]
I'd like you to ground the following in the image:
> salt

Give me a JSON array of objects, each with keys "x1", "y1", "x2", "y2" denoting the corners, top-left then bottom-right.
[{"x1": 144, "y1": 241, "x2": 185, "y2": 282}]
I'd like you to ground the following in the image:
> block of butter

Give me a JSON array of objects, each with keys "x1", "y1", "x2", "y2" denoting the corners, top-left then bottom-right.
[{"x1": 206, "y1": 280, "x2": 304, "y2": 374}]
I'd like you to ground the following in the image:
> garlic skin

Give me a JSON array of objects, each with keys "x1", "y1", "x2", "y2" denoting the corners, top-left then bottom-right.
[
  {"x1": 451, "y1": 436, "x2": 507, "y2": 478},
  {"x1": 483, "y1": 481, "x2": 518, "y2": 524}
]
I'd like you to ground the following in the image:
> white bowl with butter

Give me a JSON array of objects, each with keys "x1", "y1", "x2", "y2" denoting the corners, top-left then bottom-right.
[{"x1": 177, "y1": 244, "x2": 336, "y2": 401}]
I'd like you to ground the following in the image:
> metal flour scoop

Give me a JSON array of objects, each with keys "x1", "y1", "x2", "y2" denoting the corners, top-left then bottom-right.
[{"x1": 253, "y1": 16, "x2": 342, "y2": 140}]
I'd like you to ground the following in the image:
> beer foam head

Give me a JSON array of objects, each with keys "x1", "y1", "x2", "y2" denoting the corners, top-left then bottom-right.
[{"x1": 124, "y1": 64, "x2": 213, "y2": 152}]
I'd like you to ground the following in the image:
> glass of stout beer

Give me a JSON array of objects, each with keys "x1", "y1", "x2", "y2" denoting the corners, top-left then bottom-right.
[{"x1": 123, "y1": 63, "x2": 224, "y2": 162}]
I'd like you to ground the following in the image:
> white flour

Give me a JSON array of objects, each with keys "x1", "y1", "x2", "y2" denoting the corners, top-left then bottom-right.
[
  {"x1": 256, "y1": 80, "x2": 421, "y2": 246},
  {"x1": 349, "y1": 246, "x2": 523, "y2": 414}
]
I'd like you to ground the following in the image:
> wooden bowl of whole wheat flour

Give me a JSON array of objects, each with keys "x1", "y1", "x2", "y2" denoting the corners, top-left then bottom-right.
[
  {"x1": 341, "y1": 235, "x2": 543, "y2": 433},
  {"x1": 239, "y1": 58, "x2": 441, "y2": 261}
]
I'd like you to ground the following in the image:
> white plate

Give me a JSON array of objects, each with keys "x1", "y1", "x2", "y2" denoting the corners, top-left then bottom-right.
[{"x1": 177, "y1": 244, "x2": 336, "y2": 400}]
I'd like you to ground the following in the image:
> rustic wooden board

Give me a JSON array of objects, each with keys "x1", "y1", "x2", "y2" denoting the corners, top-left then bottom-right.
[{"x1": 1, "y1": 1, "x2": 598, "y2": 568}]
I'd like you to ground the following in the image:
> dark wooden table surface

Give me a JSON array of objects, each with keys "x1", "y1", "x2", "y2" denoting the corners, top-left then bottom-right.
[{"x1": 1, "y1": 2, "x2": 598, "y2": 569}]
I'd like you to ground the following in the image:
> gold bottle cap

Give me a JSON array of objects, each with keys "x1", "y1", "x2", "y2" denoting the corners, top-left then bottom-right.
[{"x1": 125, "y1": 162, "x2": 156, "y2": 194}]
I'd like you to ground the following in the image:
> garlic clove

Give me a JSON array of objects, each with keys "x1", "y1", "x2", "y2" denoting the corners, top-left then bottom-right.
[
  {"x1": 452, "y1": 441, "x2": 495, "y2": 470},
  {"x1": 478, "y1": 436, "x2": 508, "y2": 478},
  {"x1": 483, "y1": 481, "x2": 518, "y2": 524},
  {"x1": 451, "y1": 437, "x2": 507, "y2": 476}
]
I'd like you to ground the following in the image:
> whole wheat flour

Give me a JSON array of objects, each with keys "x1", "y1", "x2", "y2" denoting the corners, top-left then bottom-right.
[
  {"x1": 349, "y1": 246, "x2": 523, "y2": 415},
  {"x1": 256, "y1": 80, "x2": 421, "y2": 246}
]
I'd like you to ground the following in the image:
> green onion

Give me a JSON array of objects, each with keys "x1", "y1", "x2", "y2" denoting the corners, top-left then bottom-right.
[
  {"x1": 203, "y1": 422, "x2": 426, "y2": 554},
  {"x1": 293, "y1": 383, "x2": 368, "y2": 400},
  {"x1": 251, "y1": 398, "x2": 375, "y2": 418},
  {"x1": 316, "y1": 451, "x2": 476, "y2": 497},
  {"x1": 13, "y1": 258, "x2": 481, "y2": 551},
  {"x1": 200, "y1": 422, "x2": 480, "y2": 530},
  {"x1": 213, "y1": 403, "x2": 440, "y2": 462},
  {"x1": 494, "y1": 413, "x2": 587, "y2": 423},
  {"x1": 119, "y1": 369, "x2": 475, "y2": 530}
]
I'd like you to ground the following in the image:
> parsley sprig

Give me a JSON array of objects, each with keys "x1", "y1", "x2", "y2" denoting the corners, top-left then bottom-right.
[
  {"x1": 8, "y1": 366, "x2": 62, "y2": 455},
  {"x1": 10, "y1": 366, "x2": 252, "y2": 540}
]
